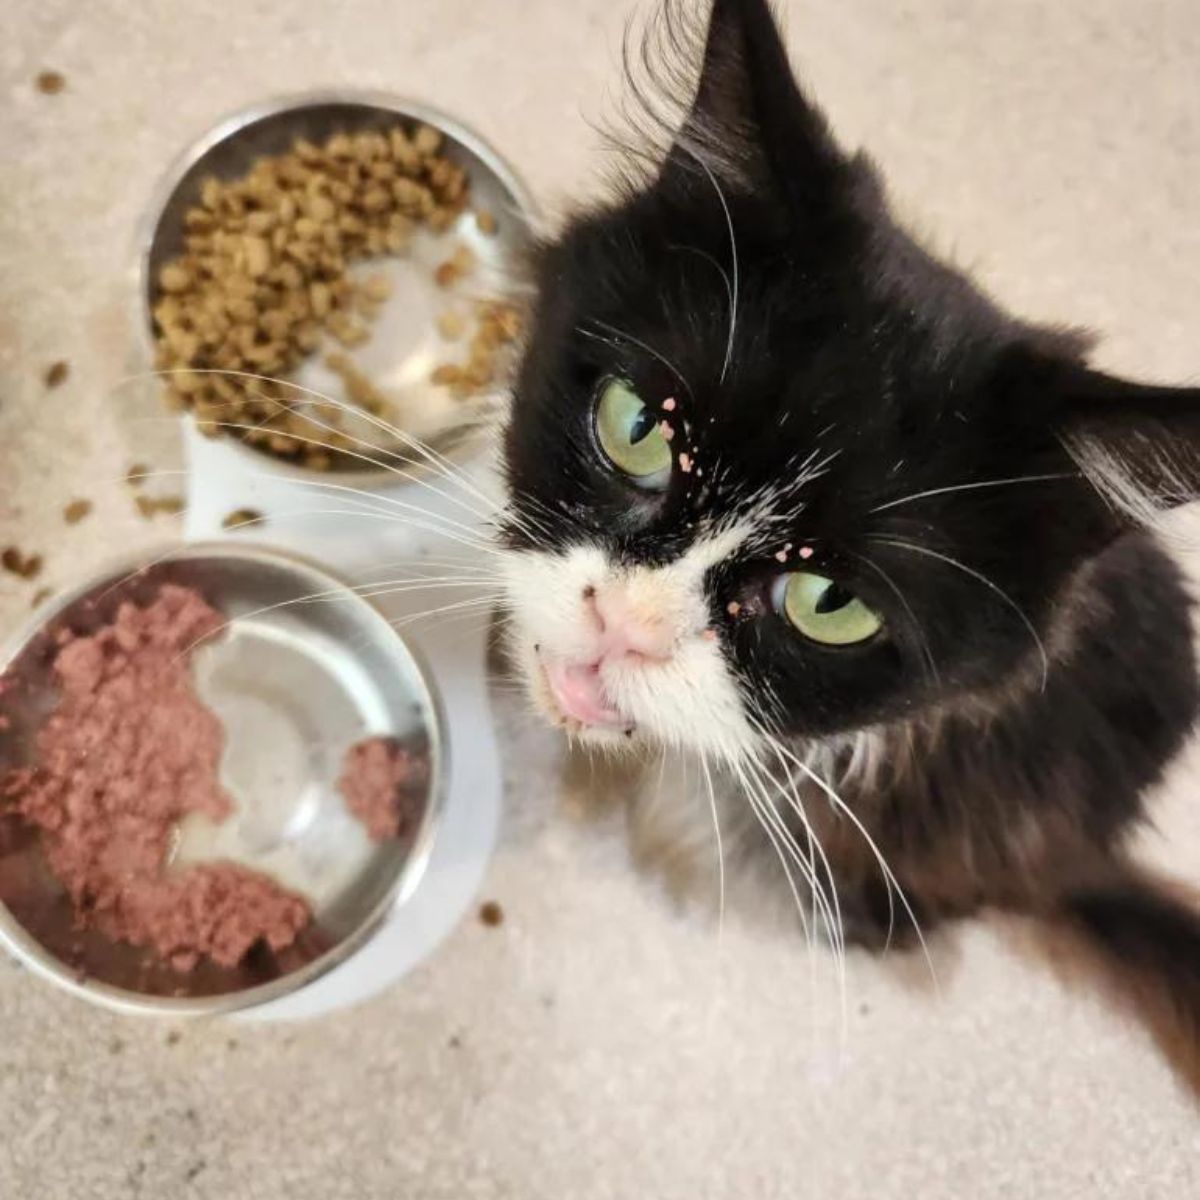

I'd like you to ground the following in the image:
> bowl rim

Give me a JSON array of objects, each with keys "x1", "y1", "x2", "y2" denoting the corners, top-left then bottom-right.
[
  {"x1": 134, "y1": 87, "x2": 540, "y2": 490},
  {"x1": 0, "y1": 540, "x2": 450, "y2": 1017}
]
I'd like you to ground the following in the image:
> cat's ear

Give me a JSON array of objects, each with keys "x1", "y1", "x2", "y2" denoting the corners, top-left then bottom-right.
[
  {"x1": 1057, "y1": 363, "x2": 1200, "y2": 522},
  {"x1": 652, "y1": 0, "x2": 845, "y2": 202}
]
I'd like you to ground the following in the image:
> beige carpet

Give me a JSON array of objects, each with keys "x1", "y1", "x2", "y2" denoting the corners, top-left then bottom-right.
[{"x1": 2, "y1": 1, "x2": 1199, "y2": 1196}]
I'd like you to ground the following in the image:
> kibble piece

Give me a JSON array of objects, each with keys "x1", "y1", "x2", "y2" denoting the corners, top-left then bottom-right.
[
  {"x1": 62, "y1": 499, "x2": 93, "y2": 525},
  {"x1": 222, "y1": 508, "x2": 264, "y2": 531},
  {"x1": 475, "y1": 209, "x2": 498, "y2": 236},
  {"x1": 35, "y1": 70, "x2": 65, "y2": 95},
  {"x1": 436, "y1": 311, "x2": 465, "y2": 341},
  {"x1": 159, "y1": 264, "x2": 191, "y2": 293},
  {"x1": 2, "y1": 548, "x2": 44, "y2": 580},
  {"x1": 360, "y1": 274, "x2": 392, "y2": 303},
  {"x1": 243, "y1": 236, "x2": 271, "y2": 278},
  {"x1": 479, "y1": 901, "x2": 504, "y2": 928},
  {"x1": 125, "y1": 463, "x2": 150, "y2": 488},
  {"x1": 135, "y1": 495, "x2": 185, "y2": 519},
  {"x1": 430, "y1": 364, "x2": 463, "y2": 387},
  {"x1": 44, "y1": 361, "x2": 69, "y2": 388}
]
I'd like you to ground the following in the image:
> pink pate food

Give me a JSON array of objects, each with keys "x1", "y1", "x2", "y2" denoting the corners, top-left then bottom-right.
[
  {"x1": 1, "y1": 584, "x2": 311, "y2": 972},
  {"x1": 337, "y1": 736, "x2": 429, "y2": 842}
]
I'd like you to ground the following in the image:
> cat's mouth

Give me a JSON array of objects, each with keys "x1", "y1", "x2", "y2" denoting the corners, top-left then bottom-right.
[{"x1": 540, "y1": 659, "x2": 635, "y2": 734}]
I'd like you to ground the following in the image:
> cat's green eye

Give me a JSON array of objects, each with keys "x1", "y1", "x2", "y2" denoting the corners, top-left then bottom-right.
[
  {"x1": 775, "y1": 571, "x2": 883, "y2": 646},
  {"x1": 594, "y1": 378, "x2": 671, "y2": 488}
]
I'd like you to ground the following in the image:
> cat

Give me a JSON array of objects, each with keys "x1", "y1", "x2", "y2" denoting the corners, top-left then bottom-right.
[{"x1": 497, "y1": 0, "x2": 1200, "y2": 1094}]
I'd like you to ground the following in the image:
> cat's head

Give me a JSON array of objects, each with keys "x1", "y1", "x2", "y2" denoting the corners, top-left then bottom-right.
[{"x1": 499, "y1": 0, "x2": 1200, "y2": 763}]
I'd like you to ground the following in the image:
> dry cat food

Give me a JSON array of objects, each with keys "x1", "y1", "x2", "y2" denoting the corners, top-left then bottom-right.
[
  {"x1": 152, "y1": 123, "x2": 521, "y2": 469},
  {"x1": 62, "y1": 499, "x2": 92, "y2": 525},
  {"x1": 429, "y1": 299, "x2": 521, "y2": 400},
  {"x1": 44, "y1": 361, "x2": 69, "y2": 388},
  {"x1": 2, "y1": 547, "x2": 43, "y2": 581},
  {"x1": 35, "y1": 70, "x2": 65, "y2": 95},
  {"x1": 0, "y1": 585, "x2": 312, "y2": 971},
  {"x1": 221, "y1": 508, "x2": 264, "y2": 531},
  {"x1": 337, "y1": 735, "x2": 429, "y2": 842},
  {"x1": 135, "y1": 494, "x2": 185, "y2": 519}
]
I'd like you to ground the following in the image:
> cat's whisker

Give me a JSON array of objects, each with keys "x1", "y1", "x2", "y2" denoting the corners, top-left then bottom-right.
[
  {"x1": 726, "y1": 754, "x2": 814, "y2": 951},
  {"x1": 120, "y1": 367, "x2": 523, "y2": 534},
  {"x1": 754, "y1": 743, "x2": 847, "y2": 966},
  {"x1": 739, "y1": 748, "x2": 846, "y2": 1006},
  {"x1": 698, "y1": 752, "x2": 726, "y2": 937},
  {"x1": 689, "y1": 152, "x2": 739, "y2": 384},
  {"x1": 668, "y1": 243, "x2": 733, "y2": 325},
  {"x1": 215, "y1": 500, "x2": 504, "y2": 560},
  {"x1": 170, "y1": 574, "x2": 502, "y2": 666},
  {"x1": 772, "y1": 737, "x2": 941, "y2": 996},
  {"x1": 169, "y1": 445, "x2": 505, "y2": 560},
  {"x1": 747, "y1": 747, "x2": 852, "y2": 1053},
  {"x1": 390, "y1": 595, "x2": 500, "y2": 629},
  {"x1": 123, "y1": 424, "x2": 507, "y2": 556},
  {"x1": 849, "y1": 551, "x2": 940, "y2": 686},
  {"x1": 870, "y1": 473, "x2": 1075, "y2": 515},
  {"x1": 873, "y1": 537, "x2": 1049, "y2": 692},
  {"x1": 201, "y1": 388, "x2": 521, "y2": 541},
  {"x1": 579, "y1": 319, "x2": 695, "y2": 404}
]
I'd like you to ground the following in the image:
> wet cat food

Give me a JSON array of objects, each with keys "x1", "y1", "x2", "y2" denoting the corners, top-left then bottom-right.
[
  {"x1": 337, "y1": 736, "x2": 429, "y2": 842},
  {"x1": 1, "y1": 585, "x2": 311, "y2": 971}
]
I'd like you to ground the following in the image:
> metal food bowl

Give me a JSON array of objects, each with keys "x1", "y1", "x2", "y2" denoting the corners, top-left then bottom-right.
[
  {"x1": 0, "y1": 544, "x2": 445, "y2": 1016},
  {"x1": 138, "y1": 90, "x2": 537, "y2": 487}
]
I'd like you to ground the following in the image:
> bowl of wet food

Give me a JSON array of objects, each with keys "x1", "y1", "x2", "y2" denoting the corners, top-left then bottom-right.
[
  {"x1": 139, "y1": 90, "x2": 534, "y2": 485},
  {"x1": 0, "y1": 544, "x2": 444, "y2": 1015}
]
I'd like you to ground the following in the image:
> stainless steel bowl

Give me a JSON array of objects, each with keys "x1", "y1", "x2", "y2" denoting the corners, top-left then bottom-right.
[
  {"x1": 138, "y1": 90, "x2": 537, "y2": 487},
  {"x1": 0, "y1": 544, "x2": 446, "y2": 1016}
]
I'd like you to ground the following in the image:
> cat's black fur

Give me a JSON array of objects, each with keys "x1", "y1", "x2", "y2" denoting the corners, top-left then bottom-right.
[{"x1": 504, "y1": 0, "x2": 1200, "y2": 1093}]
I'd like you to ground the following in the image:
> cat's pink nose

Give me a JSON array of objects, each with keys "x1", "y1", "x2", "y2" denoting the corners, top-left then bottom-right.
[{"x1": 587, "y1": 584, "x2": 675, "y2": 662}]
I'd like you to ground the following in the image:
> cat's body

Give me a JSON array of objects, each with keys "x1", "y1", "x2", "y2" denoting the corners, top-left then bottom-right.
[{"x1": 498, "y1": 0, "x2": 1200, "y2": 1093}]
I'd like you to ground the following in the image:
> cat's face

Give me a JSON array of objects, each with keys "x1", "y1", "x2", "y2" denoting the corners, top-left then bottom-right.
[{"x1": 499, "y1": 0, "x2": 1199, "y2": 762}]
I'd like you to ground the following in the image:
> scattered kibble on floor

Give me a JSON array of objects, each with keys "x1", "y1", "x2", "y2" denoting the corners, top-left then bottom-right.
[
  {"x1": 2, "y1": 547, "x2": 44, "y2": 580},
  {"x1": 125, "y1": 463, "x2": 150, "y2": 487},
  {"x1": 35, "y1": 70, "x2": 66, "y2": 95},
  {"x1": 135, "y1": 495, "x2": 185, "y2": 519},
  {"x1": 43, "y1": 361, "x2": 69, "y2": 388},
  {"x1": 62, "y1": 499, "x2": 92, "y2": 525},
  {"x1": 479, "y1": 900, "x2": 504, "y2": 927},
  {"x1": 221, "y1": 508, "x2": 264, "y2": 531}
]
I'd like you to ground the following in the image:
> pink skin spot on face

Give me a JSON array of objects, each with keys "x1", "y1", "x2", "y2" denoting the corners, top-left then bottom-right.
[
  {"x1": 726, "y1": 601, "x2": 741, "y2": 617},
  {"x1": 700, "y1": 628, "x2": 717, "y2": 641},
  {"x1": 679, "y1": 453, "x2": 693, "y2": 473},
  {"x1": 661, "y1": 397, "x2": 677, "y2": 412},
  {"x1": 798, "y1": 546, "x2": 814, "y2": 560},
  {"x1": 774, "y1": 549, "x2": 789, "y2": 563},
  {"x1": 659, "y1": 421, "x2": 675, "y2": 441}
]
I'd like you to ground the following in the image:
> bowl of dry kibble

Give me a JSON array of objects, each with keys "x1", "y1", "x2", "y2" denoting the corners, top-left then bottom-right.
[{"x1": 139, "y1": 91, "x2": 535, "y2": 484}]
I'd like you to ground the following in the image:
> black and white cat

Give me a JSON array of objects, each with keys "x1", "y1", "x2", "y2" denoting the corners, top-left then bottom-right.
[{"x1": 499, "y1": 0, "x2": 1200, "y2": 1092}]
